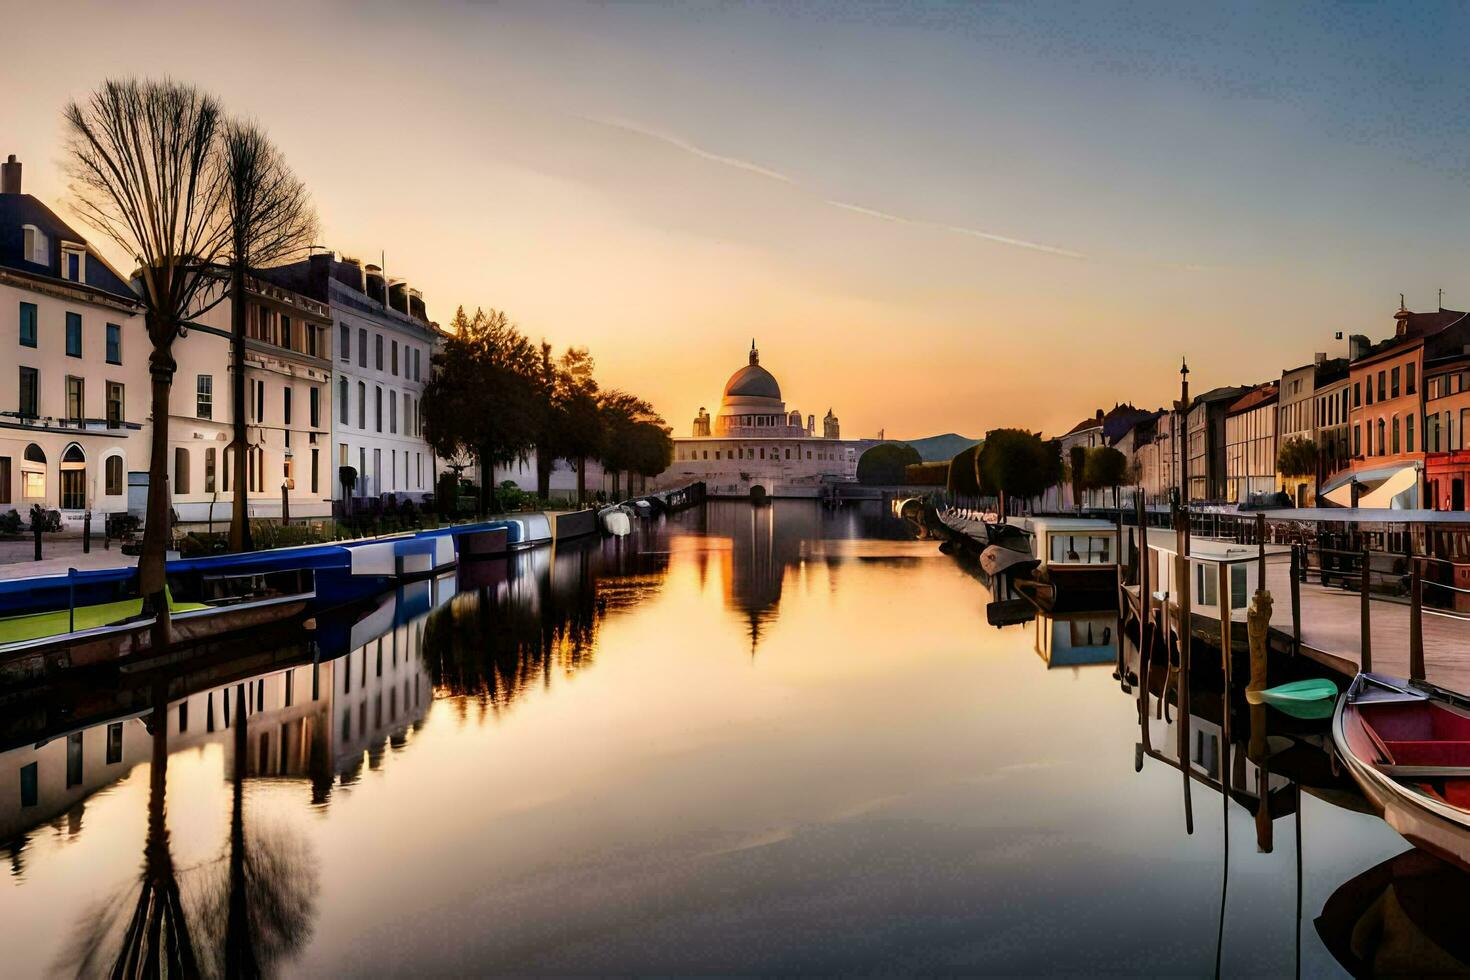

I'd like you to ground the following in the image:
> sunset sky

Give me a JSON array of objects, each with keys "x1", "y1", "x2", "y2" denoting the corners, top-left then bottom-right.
[{"x1": 6, "y1": 1, "x2": 1470, "y2": 440}]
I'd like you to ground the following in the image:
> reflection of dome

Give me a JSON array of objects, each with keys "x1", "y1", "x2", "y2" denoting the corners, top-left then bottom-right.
[{"x1": 723, "y1": 363, "x2": 781, "y2": 400}]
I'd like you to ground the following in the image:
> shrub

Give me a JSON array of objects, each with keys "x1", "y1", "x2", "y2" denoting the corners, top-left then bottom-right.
[{"x1": 0, "y1": 509, "x2": 21, "y2": 536}]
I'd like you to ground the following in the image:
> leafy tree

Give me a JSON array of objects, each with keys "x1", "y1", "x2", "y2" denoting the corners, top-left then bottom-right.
[
  {"x1": 420, "y1": 307, "x2": 539, "y2": 514},
  {"x1": 221, "y1": 121, "x2": 318, "y2": 552},
  {"x1": 598, "y1": 391, "x2": 669, "y2": 498},
  {"x1": 857, "y1": 443, "x2": 921, "y2": 485},
  {"x1": 1069, "y1": 444, "x2": 1088, "y2": 512},
  {"x1": 1277, "y1": 436, "x2": 1318, "y2": 480},
  {"x1": 64, "y1": 79, "x2": 231, "y2": 626},
  {"x1": 947, "y1": 443, "x2": 980, "y2": 497},
  {"x1": 1083, "y1": 445, "x2": 1130, "y2": 510},
  {"x1": 977, "y1": 429, "x2": 1054, "y2": 517},
  {"x1": 556, "y1": 347, "x2": 604, "y2": 505}
]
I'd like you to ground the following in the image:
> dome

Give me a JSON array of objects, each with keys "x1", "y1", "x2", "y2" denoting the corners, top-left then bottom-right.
[{"x1": 722, "y1": 340, "x2": 781, "y2": 400}]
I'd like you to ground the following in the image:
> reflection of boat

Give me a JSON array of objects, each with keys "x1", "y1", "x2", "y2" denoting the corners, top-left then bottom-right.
[
  {"x1": 1315, "y1": 848, "x2": 1470, "y2": 977},
  {"x1": 1333, "y1": 672, "x2": 1470, "y2": 873},
  {"x1": 1034, "y1": 613, "x2": 1116, "y2": 668},
  {"x1": 985, "y1": 598, "x2": 1035, "y2": 628}
]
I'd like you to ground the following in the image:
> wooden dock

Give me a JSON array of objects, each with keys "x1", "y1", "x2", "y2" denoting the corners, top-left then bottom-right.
[{"x1": 1130, "y1": 526, "x2": 1470, "y2": 694}]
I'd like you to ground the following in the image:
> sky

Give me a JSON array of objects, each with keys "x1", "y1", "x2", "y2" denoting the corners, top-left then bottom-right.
[{"x1": 6, "y1": 1, "x2": 1470, "y2": 440}]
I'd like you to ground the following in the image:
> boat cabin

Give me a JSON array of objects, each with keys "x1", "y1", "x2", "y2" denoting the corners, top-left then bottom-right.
[{"x1": 1007, "y1": 517, "x2": 1119, "y2": 569}]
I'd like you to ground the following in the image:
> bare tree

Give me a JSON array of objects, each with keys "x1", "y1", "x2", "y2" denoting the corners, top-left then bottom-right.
[
  {"x1": 221, "y1": 121, "x2": 319, "y2": 551},
  {"x1": 64, "y1": 79, "x2": 231, "y2": 628}
]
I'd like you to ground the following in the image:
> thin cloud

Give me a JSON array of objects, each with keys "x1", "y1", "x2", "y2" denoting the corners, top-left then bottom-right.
[
  {"x1": 592, "y1": 116, "x2": 796, "y2": 184},
  {"x1": 591, "y1": 115, "x2": 1085, "y2": 260}
]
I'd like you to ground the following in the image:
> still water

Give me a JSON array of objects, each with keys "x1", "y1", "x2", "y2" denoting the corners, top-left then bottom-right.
[{"x1": 0, "y1": 500, "x2": 1462, "y2": 976}]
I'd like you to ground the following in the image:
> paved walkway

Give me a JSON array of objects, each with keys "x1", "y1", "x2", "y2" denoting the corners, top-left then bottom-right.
[{"x1": 0, "y1": 536, "x2": 136, "y2": 580}]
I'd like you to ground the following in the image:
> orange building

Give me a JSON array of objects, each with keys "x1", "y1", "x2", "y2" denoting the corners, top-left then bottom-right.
[
  {"x1": 1325, "y1": 307, "x2": 1469, "y2": 507},
  {"x1": 1424, "y1": 351, "x2": 1470, "y2": 510}
]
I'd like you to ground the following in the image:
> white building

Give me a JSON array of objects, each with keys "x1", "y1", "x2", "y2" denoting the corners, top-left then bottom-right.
[
  {"x1": 169, "y1": 274, "x2": 334, "y2": 524},
  {"x1": 0, "y1": 155, "x2": 150, "y2": 527},
  {"x1": 661, "y1": 341, "x2": 878, "y2": 494},
  {"x1": 260, "y1": 254, "x2": 440, "y2": 506}
]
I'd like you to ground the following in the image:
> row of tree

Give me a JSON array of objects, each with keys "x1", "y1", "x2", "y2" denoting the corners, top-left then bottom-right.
[
  {"x1": 944, "y1": 429, "x2": 1134, "y2": 516},
  {"x1": 419, "y1": 307, "x2": 672, "y2": 514}
]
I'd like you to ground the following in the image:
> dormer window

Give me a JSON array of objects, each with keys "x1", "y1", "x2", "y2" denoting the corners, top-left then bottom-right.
[
  {"x1": 21, "y1": 225, "x2": 47, "y2": 265},
  {"x1": 61, "y1": 243, "x2": 85, "y2": 282}
]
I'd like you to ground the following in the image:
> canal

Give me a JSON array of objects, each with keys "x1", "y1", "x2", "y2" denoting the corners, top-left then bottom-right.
[{"x1": 0, "y1": 500, "x2": 1461, "y2": 975}]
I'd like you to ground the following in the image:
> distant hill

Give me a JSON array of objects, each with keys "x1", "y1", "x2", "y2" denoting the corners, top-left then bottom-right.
[{"x1": 900, "y1": 433, "x2": 981, "y2": 462}]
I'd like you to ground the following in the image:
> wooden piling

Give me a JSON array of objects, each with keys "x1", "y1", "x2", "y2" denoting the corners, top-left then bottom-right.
[
  {"x1": 1289, "y1": 545, "x2": 1301, "y2": 657},
  {"x1": 1409, "y1": 557, "x2": 1425, "y2": 681},
  {"x1": 1360, "y1": 549, "x2": 1372, "y2": 673}
]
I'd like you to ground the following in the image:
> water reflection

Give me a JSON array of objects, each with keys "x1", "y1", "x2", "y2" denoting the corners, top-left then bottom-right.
[{"x1": 8, "y1": 501, "x2": 1470, "y2": 975}]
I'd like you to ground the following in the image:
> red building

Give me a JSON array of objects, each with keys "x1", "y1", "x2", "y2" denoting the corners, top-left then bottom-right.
[{"x1": 1424, "y1": 350, "x2": 1470, "y2": 510}]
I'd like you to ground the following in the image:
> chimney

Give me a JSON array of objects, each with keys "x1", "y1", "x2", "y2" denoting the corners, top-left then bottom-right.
[
  {"x1": 388, "y1": 280, "x2": 409, "y2": 315},
  {"x1": 1348, "y1": 333, "x2": 1370, "y2": 361},
  {"x1": 1, "y1": 155, "x2": 20, "y2": 194},
  {"x1": 1314, "y1": 352, "x2": 1327, "y2": 367}
]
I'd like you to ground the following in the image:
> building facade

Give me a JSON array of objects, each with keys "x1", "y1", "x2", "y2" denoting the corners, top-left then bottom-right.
[
  {"x1": 260, "y1": 254, "x2": 440, "y2": 506},
  {"x1": 660, "y1": 342, "x2": 876, "y2": 492},
  {"x1": 1424, "y1": 352, "x2": 1470, "y2": 510},
  {"x1": 1185, "y1": 387, "x2": 1248, "y2": 502},
  {"x1": 0, "y1": 156, "x2": 150, "y2": 526},
  {"x1": 1223, "y1": 383, "x2": 1278, "y2": 503},
  {"x1": 170, "y1": 275, "x2": 334, "y2": 524}
]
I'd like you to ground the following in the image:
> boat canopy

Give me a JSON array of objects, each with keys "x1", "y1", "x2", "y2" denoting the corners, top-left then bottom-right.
[{"x1": 1320, "y1": 463, "x2": 1421, "y2": 510}]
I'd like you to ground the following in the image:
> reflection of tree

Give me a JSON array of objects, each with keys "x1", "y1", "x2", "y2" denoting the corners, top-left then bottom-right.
[
  {"x1": 422, "y1": 537, "x2": 668, "y2": 714},
  {"x1": 55, "y1": 682, "x2": 319, "y2": 979},
  {"x1": 192, "y1": 683, "x2": 318, "y2": 978},
  {"x1": 55, "y1": 683, "x2": 201, "y2": 978}
]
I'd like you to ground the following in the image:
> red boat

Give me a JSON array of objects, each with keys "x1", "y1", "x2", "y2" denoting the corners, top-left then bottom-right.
[{"x1": 1333, "y1": 672, "x2": 1470, "y2": 872}]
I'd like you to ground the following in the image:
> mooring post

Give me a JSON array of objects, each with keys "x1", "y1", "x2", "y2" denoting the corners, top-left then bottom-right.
[
  {"x1": 1289, "y1": 545, "x2": 1301, "y2": 656},
  {"x1": 1256, "y1": 513, "x2": 1267, "y2": 587},
  {"x1": 1360, "y1": 549, "x2": 1373, "y2": 673},
  {"x1": 1409, "y1": 557, "x2": 1425, "y2": 681},
  {"x1": 1218, "y1": 561, "x2": 1233, "y2": 747},
  {"x1": 1177, "y1": 522, "x2": 1194, "y2": 835}
]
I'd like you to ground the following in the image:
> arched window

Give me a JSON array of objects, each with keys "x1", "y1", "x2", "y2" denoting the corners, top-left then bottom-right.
[
  {"x1": 105, "y1": 454, "x2": 124, "y2": 496},
  {"x1": 60, "y1": 443, "x2": 85, "y2": 510},
  {"x1": 174, "y1": 447, "x2": 190, "y2": 495}
]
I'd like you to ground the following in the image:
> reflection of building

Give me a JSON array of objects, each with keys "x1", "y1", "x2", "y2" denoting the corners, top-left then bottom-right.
[
  {"x1": 661, "y1": 342, "x2": 879, "y2": 493},
  {"x1": 0, "y1": 155, "x2": 149, "y2": 524},
  {"x1": 0, "y1": 583, "x2": 442, "y2": 858},
  {"x1": 1033, "y1": 613, "x2": 1116, "y2": 668}
]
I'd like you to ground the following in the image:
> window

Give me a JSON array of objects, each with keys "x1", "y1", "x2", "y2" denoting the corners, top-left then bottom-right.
[
  {"x1": 106, "y1": 322, "x2": 121, "y2": 364},
  {"x1": 1407, "y1": 413, "x2": 1416, "y2": 454},
  {"x1": 311, "y1": 448, "x2": 319, "y2": 494},
  {"x1": 0, "y1": 457, "x2": 9, "y2": 504},
  {"x1": 310, "y1": 386, "x2": 320, "y2": 428},
  {"x1": 375, "y1": 333, "x2": 384, "y2": 371},
  {"x1": 193, "y1": 374, "x2": 212, "y2": 419},
  {"x1": 255, "y1": 379, "x2": 265, "y2": 422},
  {"x1": 102, "y1": 453, "x2": 122, "y2": 495},
  {"x1": 174, "y1": 447, "x2": 190, "y2": 494},
  {"x1": 1377, "y1": 418, "x2": 1386, "y2": 456},
  {"x1": 62, "y1": 245, "x2": 84, "y2": 283},
  {"x1": 20, "y1": 761, "x2": 38, "y2": 808},
  {"x1": 1353, "y1": 424, "x2": 1361, "y2": 457},
  {"x1": 1378, "y1": 370, "x2": 1386, "y2": 402},
  {"x1": 340, "y1": 324, "x2": 350, "y2": 362},
  {"x1": 1408, "y1": 363, "x2": 1417, "y2": 395},
  {"x1": 414, "y1": 347, "x2": 421, "y2": 381},
  {"x1": 106, "y1": 381, "x2": 123, "y2": 427},
  {"x1": 19, "y1": 302, "x2": 36, "y2": 347},
  {"x1": 205, "y1": 447, "x2": 216, "y2": 493},
  {"x1": 389, "y1": 390, "x2": 397, "y2": 433},
  {"x1": 22, "y1": 224, "x2": 47, "y2": 265},
  {"x1": 66, "y1": 376, "x2": 84, "y2": 422},
  {"x1": 391, "y1": 340, "x2": 399, "y2": 376},
  {"x1": 375, "y1": 386, "x2": 383, "y2": 432},
  {"x1": 65, "y1": 312, "x2": 81, "y2": 357},
  {"x1": 1392, "y1": 415, "x2": 1401, "y2": 455},
  {"x1": 358, "y1": 381, "x2": 366, "y2": 429},
  {"x1": 280, "y1": 313, "x2": 293, "y2": 351},
  {"x1": 1353, "y1": 381, "x2": 1361, "y2": 407},
  {"x1": 106, "y1": 723, "x2": 123, "y2": 764},
  {"x1": 305, "y1": 322, "x2": 318, "y2": 357},
  {"x1": 1391, "y1": 366, "x2": 1401, "y2": 399},
  {"x1": 283, "y1": 387, "x2": 292, "y2": 426},
  {"x1": 358, "y1": 328, "x2": 367, "y2": 368},
  {"x1": 19, "y1": 367, "x2": 37, "y2": 417}
]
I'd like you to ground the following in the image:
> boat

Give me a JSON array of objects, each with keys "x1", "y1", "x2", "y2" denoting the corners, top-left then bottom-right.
[
  {"x1": 1003, "y1": 516, "x2": 1120, "y2": 612},
  {"x1": 1332, "y1": 671, "x2": 1470, "y2": 873},
  {"x1": 1315, "y1": 848, "x2": 1470, "y2": 976},
  {"x1": 979, "y1": 543, "x2": 1040, "y2": 578},
  {"x1": 599, "y1": 504, "x2": 634, "y2": 537}
]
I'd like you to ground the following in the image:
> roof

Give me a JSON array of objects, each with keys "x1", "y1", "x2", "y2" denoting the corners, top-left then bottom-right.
[
  {"x1": 1190, "y1": 385, "x2": 1251, "y2": 411},
  {"x1": 1061, "y1": 415, "x2": 1102, "y2": 436},
  {"x1": 1226, "y1": 382, "x2": 1279, "y2": 415},
  {"x1": 0, "y1": 193, "x2": 137, "y2": 303}
]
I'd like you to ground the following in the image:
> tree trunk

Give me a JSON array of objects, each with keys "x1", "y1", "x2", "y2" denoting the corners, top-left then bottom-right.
[
  {"x1": 536, "y1": 447, "x2": 552, "y2": 501},
  {"x1": 228, "y1": 258, "x2": 253, "y2": 552},
  {"x1": 140, "y1": 338, "x2": 174, "y2": 635}
]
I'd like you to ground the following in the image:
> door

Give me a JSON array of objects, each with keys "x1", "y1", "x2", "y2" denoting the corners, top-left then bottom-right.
[
  {"x1": 61, "y1": 469, "x2": 85, "y2": 510},
  {"x1": 1454, "y1": 478, "x2": 1465, "y2": 512}
]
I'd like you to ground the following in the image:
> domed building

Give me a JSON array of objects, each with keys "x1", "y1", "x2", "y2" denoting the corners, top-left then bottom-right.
[{"x1": 662, "y1": 341, "x2": 877, "y2": 494}]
